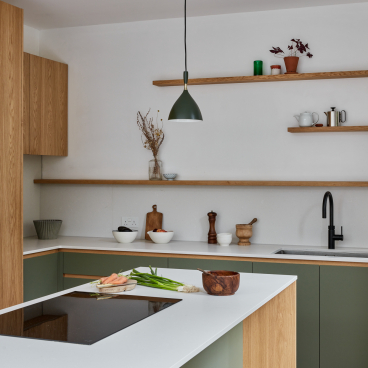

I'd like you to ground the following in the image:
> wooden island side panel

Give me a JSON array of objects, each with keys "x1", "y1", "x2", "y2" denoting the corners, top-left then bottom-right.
[{"x1": 243, "y1": 282, "x2": 296, "y2": 368}]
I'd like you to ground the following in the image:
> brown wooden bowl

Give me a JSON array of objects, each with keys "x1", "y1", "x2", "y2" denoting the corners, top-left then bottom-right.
[{"x1": 202, "y1": 270, "x2": 240, "y2": 296}]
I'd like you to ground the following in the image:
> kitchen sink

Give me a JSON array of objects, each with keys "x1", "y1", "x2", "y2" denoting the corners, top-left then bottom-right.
[{"x1": 274, "y1": 249, "x2": 368, "y2": 258}]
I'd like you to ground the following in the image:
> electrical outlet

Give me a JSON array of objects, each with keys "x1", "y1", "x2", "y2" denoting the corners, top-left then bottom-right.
[{"x1": 121, "y1": 217, "x2": 139, "y2": 228}]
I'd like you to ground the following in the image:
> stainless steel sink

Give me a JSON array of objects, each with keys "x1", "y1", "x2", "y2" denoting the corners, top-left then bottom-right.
[{"x1": 274, "y1": 250, "x2": 368, "y2": 258}]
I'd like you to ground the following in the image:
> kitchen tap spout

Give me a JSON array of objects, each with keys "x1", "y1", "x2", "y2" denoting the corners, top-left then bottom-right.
[{"x1": 322, "y1": 191, "x2": 334, "y2": 227}]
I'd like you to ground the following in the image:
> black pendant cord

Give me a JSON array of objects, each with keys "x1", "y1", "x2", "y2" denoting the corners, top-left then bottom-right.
[{"x1": 184, "y1": 0, "x2": 187, "y2": 73}]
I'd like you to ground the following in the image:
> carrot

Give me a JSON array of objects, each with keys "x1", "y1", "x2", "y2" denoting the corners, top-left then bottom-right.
[
  {"x1": 102, "y1": 273, "x2": 118, "y2": 284},
  {"x1": 110, "y1": 276, "x2": 128, "y2": 285}
]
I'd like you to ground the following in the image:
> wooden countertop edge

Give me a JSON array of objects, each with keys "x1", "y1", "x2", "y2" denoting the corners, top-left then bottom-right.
[{"x1": 23, "y1": 247, "x2": 368, "y2": 267}]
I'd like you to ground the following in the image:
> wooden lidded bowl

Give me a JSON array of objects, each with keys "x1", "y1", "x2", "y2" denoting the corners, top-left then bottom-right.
[{"x1": 202, "y1": 270, "x2": 240, "y2": 296}]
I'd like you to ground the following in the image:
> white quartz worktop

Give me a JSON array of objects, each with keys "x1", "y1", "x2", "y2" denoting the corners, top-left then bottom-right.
[
  {"x1": 24, "y1": 236, "x2": 368, "y2": 263},
  {"x1": 0, "y1": 267, "x2": 297, "y2": 368}
]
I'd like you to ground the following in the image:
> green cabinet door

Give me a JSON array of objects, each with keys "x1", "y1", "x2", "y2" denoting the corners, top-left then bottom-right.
[
  {"x1": 168, "y1": 258, "x2": 252, "y2": 273},
  {"x1": 320, "y1": 266, "x2": 368, "y2": 368},
  {"x1": 24, "y1": 253, "x2": 61, "y2": 302},
  {"x1": 63, "y1": 253, "x2": 168, "y2": 276},
  {"x1": 253, "y1": 262, "x2": 319, "y2": 368},
  {"x1": 63, "y1": 277, "x2": 97, "y2": 290}
]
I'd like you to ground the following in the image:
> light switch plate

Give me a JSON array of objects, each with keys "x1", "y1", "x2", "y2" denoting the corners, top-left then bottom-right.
[{"x1": 121, "y1": 217, "x2": 139, "y2": 228}]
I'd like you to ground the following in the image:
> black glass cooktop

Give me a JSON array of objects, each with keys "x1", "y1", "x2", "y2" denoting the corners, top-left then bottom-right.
[{"x1": 0, "y1": 291, "x2": 181, "y2": 345}]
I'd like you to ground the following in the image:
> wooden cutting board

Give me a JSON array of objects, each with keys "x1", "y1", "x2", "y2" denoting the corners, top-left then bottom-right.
[
  {"x1": 145, "y1": 205, "x2": 163, "y2": 240},
  {"x1": 97, "y1": 280, "x2": 137, "y2": 293}
]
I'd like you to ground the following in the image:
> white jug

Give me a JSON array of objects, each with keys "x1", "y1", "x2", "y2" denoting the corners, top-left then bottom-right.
[{"x1": 294, "y1": 112, "x2": 319, "y2": 127}]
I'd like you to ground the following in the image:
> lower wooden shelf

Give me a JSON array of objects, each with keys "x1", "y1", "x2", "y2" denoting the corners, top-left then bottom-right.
[
  {"x1": 34, "y1": 179, "x2": 368, "y2": 187},
  {"x1": 288, "y1": 126, "x2": 368, "y2": 133}
]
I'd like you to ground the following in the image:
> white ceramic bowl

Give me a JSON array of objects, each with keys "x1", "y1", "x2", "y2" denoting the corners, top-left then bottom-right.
[
  {"x1": 113, "y1": 230, "x2": 138, "y2": 243},
  {"x1": 147, "y1": 231, "x2": 174, "y2": 244},
  {"x1": 163, "y1": 173, "x2": 177, "y2": 181},
  {"x1": 217, "y1": 233, "x2": 232, "y2": 246}
]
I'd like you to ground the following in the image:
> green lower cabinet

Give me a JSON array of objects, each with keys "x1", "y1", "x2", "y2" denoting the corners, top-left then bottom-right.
[
  {"x1": 168, "y1": 258, "x2": 252, "y2": 273},
  {"x1": 63, "y1": 253, "x2": 168, "y2": 276},
  {"x1": 320, "y1": 266, "x2": 368, "y2": 368},
  {"x1": 24, "y1": 253, "x2": 61, "y2": 302},
  {"x1": 182, "y1": 322, "x2": 243, "y2": 368},
  {"x1": 63, "y1": 277, "x2": 97, "y2": 290},
  {"x1": 253, "y1": 262, "x2": 319, "y2": 368}
]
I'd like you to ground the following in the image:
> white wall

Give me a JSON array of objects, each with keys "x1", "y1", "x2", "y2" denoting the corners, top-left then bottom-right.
[
  {"x1": 38, "y1": 3, "x2": 368, "y2": 247},
  {"x1": 23, "y1": 25, "x2": 41, "y2": 237}
]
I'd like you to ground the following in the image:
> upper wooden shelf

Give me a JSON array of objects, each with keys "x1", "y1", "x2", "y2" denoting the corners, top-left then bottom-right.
[
  {"x1": 288, "y1": 126, "x2": 368, "y2": 133},
  {"x1": 34, "y1": 179, "x2": 368, "y2": 187},
  {"x1": 153, "y1": 70, "x2": 368, "y2": 87}
]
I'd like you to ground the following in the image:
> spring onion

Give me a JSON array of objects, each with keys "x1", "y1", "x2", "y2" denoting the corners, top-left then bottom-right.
[{"x1": 128, "y1": 266, "x2": 199, "y2": 293}]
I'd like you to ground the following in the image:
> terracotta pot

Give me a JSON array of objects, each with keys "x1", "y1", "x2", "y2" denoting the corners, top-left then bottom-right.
[
  {"x1": 202, "y1": 270, "x2": 240, "y2": 296},
  {"x1": 236, "y1": 224, "x2": 253, "y2": 246},
  {"x1": 284, "y1": 56, "x2": 299, "y2": 74}
]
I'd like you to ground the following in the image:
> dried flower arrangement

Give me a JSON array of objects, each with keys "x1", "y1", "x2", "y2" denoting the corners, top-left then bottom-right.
[
  {"x1": 270, "y1": 39, "x2": 313, "y2": 58},
  {"x1": 136, "y1": 109, "x2": 164, "y2": 179}
]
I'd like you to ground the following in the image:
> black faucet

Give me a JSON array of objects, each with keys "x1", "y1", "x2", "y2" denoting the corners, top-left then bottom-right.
[{"x1": 322, "y1": 191, "x2": 343, "y2": 249}]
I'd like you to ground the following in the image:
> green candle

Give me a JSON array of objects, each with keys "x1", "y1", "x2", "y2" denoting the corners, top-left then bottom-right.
[{"x1": 254, "y1": 60, "x2": 263, "y2": 76}]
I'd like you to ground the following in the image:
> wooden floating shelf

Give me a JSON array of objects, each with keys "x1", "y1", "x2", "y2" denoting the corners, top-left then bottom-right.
[
  {"x1": 34, "y1": 179, "x2": 368, "y2": 187},
  {"x1": 288, "y1": 126, "x2": 368, "y2": 133},
  {"x1": 153, "y1": 70, "x2": 368, "y2": 87}
]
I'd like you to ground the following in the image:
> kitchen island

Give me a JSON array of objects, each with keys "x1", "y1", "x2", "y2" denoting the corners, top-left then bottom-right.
[{"x1": 0, "y1": 267, "x2": 296, "y2": 368}]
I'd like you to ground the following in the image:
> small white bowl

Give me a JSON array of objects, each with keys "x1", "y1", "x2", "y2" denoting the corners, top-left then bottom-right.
[
  {"x1": 113, "y1": 230, "x2": 138, "y2": 243},
  {"x1": 217, "y1": 233, "x2": 232, "y2": 246},
  {"x1": 163, "y1": 173, "x2": 177, "y2": 181},
  {"x1": 148, "y1": 231, "x2": 174, "y2": 244}
]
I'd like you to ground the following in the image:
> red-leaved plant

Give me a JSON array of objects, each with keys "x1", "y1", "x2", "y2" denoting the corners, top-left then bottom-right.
[{"x1": 270, "y1": 39, "x2": 313, "y2": 58}]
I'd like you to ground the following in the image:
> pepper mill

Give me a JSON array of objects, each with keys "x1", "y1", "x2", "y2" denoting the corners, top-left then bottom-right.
[{"x1": 207, "y1": 211, "x2": 217, "y2": 244}]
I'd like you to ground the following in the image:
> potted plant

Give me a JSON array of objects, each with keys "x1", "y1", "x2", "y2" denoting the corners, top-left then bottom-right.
[
  {"x1": 136, "y1": 109, "x2": 164, "y2": 180},
  {"x1": 270, "y1": 39, "x2": 313, "y2": 74}
]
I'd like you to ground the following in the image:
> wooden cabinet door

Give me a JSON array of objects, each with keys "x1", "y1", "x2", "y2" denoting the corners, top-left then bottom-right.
[
  {"x1": 168, "y1": 258, "x2": 252, "y2": 273},
  {"x1": 253, "y1": 262, "x2": 319, "y2": 368},
  {"x1": 320, "y1": 266, "x2": 368, "y2": 368},
  {"x1": 30, "y1": 54, "x2": 68, "y2": 156},
  {"x1": 23, "y1": 52, "x2": 30, "y2": 154},
  {"x1": 0, "y1": 1, "x2": 23, "y2": 309}
]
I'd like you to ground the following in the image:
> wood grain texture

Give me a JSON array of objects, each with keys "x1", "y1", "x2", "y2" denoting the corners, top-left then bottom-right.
[
  {"x1": 23, "y1": 314, "x2": 68, "y2": 341},
  {"x1": 0, "y1": 309, "x2": 23, "y2": 337},
  {"x1": 202, "y1": 270, "x2": 240, "y2": 296},
  {"x1": 30, "y1": 55, "x2": 68, "y2": 156},
  {"x1": 145, "y1": 205, "x2": 163, "y2": 240},
  {"x1": 243, "y1": 282, "x2": 296, "y2": 368},
  {"x1": 288, "y1": 126, "x2": 368, "y2": 133},
  {"x1": 58, "y1": 249, "x2": 368, "y2": 267},
  {"x1": 23, "y1": 249, "x2": 60, "y2": 259},
  {"x1": 23, "y1": 52, "x2": 30, "y2": 154},
  {"x1": 64, "y1": 273, "x2": 102, "y2": 279},
  {"x1": 0, "y1": 1, "x2": 23, "y2": 309},
  {"x1": 34, "y1": 179, "x2": 368, "y2": 187},
  {"x1": 153, "y1": 70, "x2": 368, "y2": 87}
]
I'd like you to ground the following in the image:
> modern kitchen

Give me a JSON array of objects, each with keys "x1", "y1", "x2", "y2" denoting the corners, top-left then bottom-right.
[{"x1": 1, "y1": 0, "x2": 368, "y2": 367}]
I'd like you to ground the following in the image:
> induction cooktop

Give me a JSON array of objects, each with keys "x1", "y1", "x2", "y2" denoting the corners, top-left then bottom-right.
[{"x1": 0, "y1": 291, "x2": 181, "y2": 345}]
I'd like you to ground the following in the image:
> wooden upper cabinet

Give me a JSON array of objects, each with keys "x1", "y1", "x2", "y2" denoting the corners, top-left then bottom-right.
[
  {"x1": 23, "y1": 52, "x2": 30, "y2": 154},
  {"x1": 23, "y1": 53, "x2": 68, "y2": 156},
  {"x1": 0, "y1": 0, "x2": 23, "y2": 309}
]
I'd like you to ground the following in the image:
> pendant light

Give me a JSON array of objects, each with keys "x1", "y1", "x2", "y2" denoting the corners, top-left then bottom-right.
[{"x1": 168, "y1": 0, "x2": 203, "y2": 122}]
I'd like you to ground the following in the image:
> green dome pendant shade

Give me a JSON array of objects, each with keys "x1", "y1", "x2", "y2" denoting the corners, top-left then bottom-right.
[
  {"x1": 168, "y1": 72, "x2": 203, "y2": 122},
  {"x1": 168, "y1": 0, "x2": 203, "y2": 122}
]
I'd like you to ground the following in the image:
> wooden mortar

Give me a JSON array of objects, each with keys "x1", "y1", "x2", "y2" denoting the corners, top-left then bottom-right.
[{"x1": 236, "y1": 224, "x2": 253, "y2": 246}]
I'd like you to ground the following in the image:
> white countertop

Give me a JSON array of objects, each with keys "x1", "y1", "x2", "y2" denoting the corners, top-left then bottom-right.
[
  {"x1": 0, "y1": 267, "x2": 296, "y2": 368},
  {"x1": 24, "y1": 236, "x2": 368, "y2": 263}
]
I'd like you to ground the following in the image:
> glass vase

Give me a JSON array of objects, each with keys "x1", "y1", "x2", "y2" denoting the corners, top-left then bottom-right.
[{"x1": 149, "y1": 158, "x2": 162, "y2": 180}]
